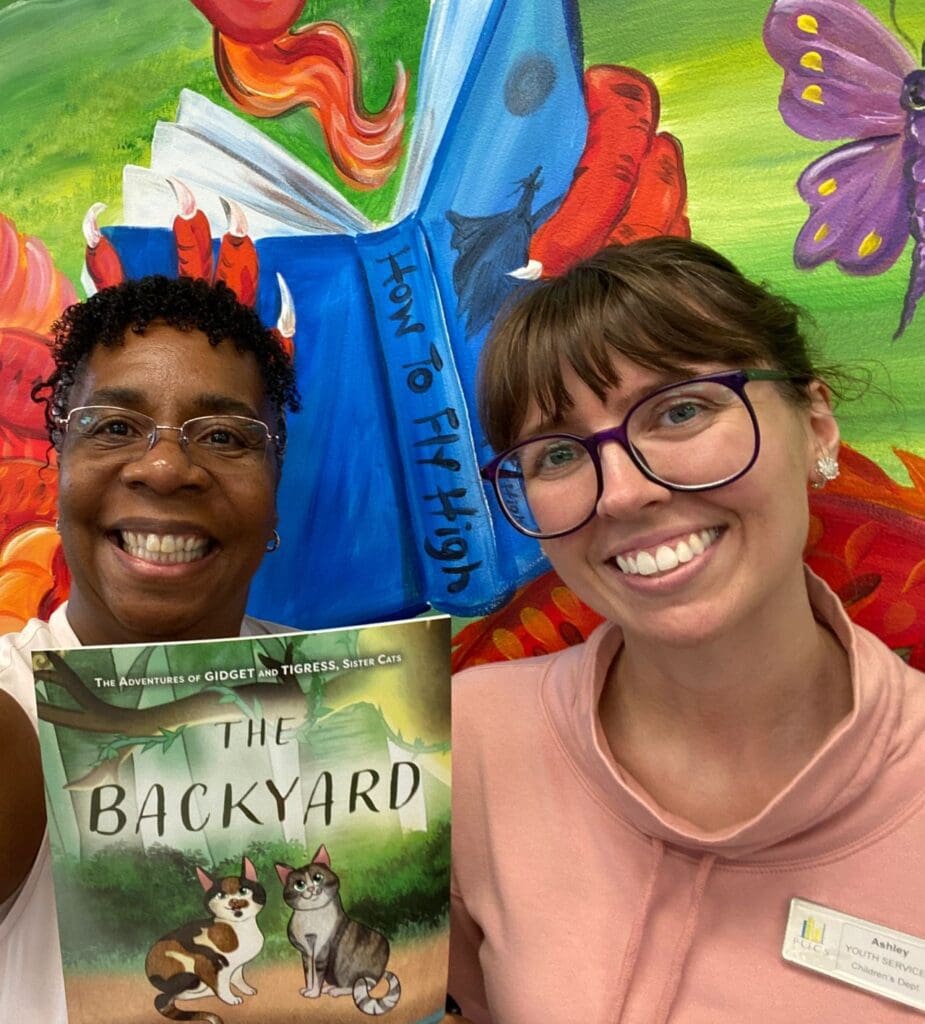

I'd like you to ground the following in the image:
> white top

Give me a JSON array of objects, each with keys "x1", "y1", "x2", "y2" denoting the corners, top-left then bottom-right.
[{"x1": 0, "y1": 604, "x2": 288, "y2": 1021}]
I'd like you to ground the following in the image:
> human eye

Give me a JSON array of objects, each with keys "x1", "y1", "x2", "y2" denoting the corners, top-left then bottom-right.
[
  {"x1": 74, "y1": 408, "x2": 146, "y2": 445},
  {"x1": 641, "y1": 383, "x2": 734, "y2": 434},
  {"x1": 661, "y1": 399, "x2": 703, "y2": 426},
  {"x1": 187, "y1": 417, "x2": 262, "y2": 455},
  {"x1": 521, "y1": 437, "x2": 587, "y2": 480}
]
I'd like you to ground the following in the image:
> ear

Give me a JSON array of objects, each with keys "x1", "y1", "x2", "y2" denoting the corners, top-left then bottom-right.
[
  {"x1": 310, "y1": 844, "x2": 331, "y2": 867},
  {"x1": 241, "y1": 856, "x2": 258, "y2": 882},
  {"x1": 804, "y1": 379, "x2": 839, "y2": 464},
  {"x1": 275, "y1": 862, "x2": 293, "y2": 886},
  {"x1": 196, "y1": 866, "x2": 215, "y2": 891}
]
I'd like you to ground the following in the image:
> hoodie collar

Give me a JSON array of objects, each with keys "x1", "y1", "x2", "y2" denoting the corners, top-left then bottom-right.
[{"x1": 542, "y1": 569, "x2": 902, "y2": 860}]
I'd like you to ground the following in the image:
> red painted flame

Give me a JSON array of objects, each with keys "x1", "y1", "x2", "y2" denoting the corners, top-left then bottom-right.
[{"x1": 209, "y1": 18, "x2": 407, "y2": 190}]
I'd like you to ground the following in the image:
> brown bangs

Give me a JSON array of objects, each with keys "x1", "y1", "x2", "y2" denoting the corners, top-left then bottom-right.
[{"x1": 478, "y1": 238, "x2": 818, "y2": 453}]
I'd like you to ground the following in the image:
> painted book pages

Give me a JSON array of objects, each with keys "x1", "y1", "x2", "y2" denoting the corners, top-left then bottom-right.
[
  {"x1": 107, "y1": 0, "x2": 587, "y2": 624},
  {"x1": 33, "y1": 616, "x2": 451, "y2": 1024}
]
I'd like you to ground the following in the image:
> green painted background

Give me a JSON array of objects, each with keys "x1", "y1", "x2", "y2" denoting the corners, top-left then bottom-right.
[{"x1": 1, "y1": 0, "x2": 923, "y2": 476}]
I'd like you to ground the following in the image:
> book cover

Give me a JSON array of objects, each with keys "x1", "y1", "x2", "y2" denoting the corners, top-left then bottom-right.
[
  {"x1": 33, "y1": 615, "x2": 451, "y2": 1024},
  {"x1": 99, "y1": 0, "x2": 588, "y2": 626}
]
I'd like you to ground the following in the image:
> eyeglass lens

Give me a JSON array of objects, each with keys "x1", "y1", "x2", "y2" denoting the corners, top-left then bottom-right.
[
  {"x1": 495, "y1": 380, "x2": 757, "y2": 537},
  {"x1": 65, "y1": 407, "x2": 270, "y2": 463}
]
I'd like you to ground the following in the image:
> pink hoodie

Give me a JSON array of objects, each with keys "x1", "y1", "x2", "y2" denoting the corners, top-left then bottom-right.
[{"x1": 449, "y1": 572, "x2": 925, "y2": 1022}]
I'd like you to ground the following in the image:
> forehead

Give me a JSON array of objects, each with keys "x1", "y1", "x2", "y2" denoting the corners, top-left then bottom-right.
[
  {"x1": 70, "y1": 322, "x2": 267, "y2": 416},
  {"x1": 519, "y1": 353, "x2": 724, "y2": 435}
]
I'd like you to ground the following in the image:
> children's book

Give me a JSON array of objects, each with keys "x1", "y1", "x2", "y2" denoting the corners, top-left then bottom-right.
[
  {"x1": 101, "y1": 0, "x2": 588, "y2": 627},
  {"x1": 33, "y1": 616, "x2": 451, "y2": 1024}
]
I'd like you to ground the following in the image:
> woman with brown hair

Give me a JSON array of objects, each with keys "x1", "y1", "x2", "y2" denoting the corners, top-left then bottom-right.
[{"x1": 449, "y1": 238, "x2": 925, "y2": 1022}]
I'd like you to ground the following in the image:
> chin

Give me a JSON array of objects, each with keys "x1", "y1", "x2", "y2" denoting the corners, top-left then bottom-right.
[{"x1": 113, "y1": 603, "x2": 218, "y2": 642}]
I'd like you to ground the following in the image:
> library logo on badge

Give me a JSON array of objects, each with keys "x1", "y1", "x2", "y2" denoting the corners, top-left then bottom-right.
[
  {"x1": 801, "y1": 915, "x2": 826, "y2": 945},
  {"x1": 786, "y1": 905, "x2": 837, "y2": 968}
]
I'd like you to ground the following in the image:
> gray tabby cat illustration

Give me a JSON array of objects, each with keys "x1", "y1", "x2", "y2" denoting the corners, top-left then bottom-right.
[{"x1": 275, "y1": 845, "x2": 401, "y2": 1016}]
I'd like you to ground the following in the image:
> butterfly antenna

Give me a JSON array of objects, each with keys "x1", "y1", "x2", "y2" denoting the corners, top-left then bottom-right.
[{"x1": 889, "y1": 0, "x2": 918, "y2": 57}]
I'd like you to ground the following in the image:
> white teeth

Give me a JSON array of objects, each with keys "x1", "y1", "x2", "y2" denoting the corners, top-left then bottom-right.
[
  {"x1": 120, "y1": 531, "x2": 209, "y2": 565},
  {"x1": 616, "y1": 528, "x2": 721, "y2": 578},
  {"x1": 636, "y1": 551, "x2": 658, "y2": 576},
  {"x1": 655, "y1": 545, "x2": 678, "y2": 572}
]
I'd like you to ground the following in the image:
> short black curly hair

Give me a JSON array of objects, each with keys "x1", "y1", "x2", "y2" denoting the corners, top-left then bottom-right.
[{"x1": 33, "y1": 275, "x2": 301, "y2": 469}]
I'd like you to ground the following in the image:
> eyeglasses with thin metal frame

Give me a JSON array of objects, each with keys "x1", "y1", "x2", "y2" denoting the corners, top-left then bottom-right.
[
  {"x1": 480, "y1": 369, "x2": 803, "y2": 539},
  {"x1": 57, "y1": 406, "x2": 280, "y2": 466}
]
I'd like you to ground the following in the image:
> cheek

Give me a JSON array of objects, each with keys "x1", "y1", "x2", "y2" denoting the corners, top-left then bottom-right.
[
  {"x1": 540, "y1": 533, "x2": 593, "y2": 584},
  {"x1": 231, "y1": 475, "x2": 278, "y2": 537},
  {"x1": 55, "y1": 459, "x2": 97, "y2": 522}
]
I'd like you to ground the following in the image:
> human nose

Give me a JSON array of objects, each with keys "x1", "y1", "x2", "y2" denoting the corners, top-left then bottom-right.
[
  {"x1": 119, "y1": 427, "x2": 209, "y2": 493},
  {"x1": 595, "y1": 440, "x2": 671, "y2": 519}
]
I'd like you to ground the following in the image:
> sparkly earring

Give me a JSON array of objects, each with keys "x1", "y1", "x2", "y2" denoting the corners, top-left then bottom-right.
[
  {"x1": 266, "y1": 529, "x2": 281, "y2": 553},
  {"x1": 812, "y1": 453, "x2": 840, "y2": 489}
]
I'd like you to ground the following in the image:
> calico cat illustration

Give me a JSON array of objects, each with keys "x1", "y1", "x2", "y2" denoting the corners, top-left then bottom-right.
[
  {"x1": 276, "y1": 845, "x2": 401, "y2": 1015},
  {"x1": 146, "y1": 856, "x2": 266, "y2": 1022}
]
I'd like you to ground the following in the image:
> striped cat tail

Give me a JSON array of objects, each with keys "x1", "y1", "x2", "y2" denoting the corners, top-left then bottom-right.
[{"x1": 353, "y1": 970, "x2": 402, "y2": 1015}]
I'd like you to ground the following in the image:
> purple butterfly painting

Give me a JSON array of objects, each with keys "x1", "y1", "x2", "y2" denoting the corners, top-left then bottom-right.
[{"x1": 764, "y1": 0, "x2": 925, "y2": 338}]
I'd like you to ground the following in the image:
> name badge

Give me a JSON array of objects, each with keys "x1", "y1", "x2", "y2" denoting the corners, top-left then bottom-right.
[{"x1": 782, "y1": 897, "x2": 925, "y2": 1013}]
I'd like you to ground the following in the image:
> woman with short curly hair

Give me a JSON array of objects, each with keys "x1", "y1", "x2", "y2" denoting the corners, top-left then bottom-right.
[{"x1": 0, "y1": 275, "x2": 300, "y2": 1018}]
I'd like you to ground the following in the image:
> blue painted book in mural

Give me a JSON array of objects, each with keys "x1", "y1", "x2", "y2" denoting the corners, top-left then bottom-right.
[
  {"x1": 103, "y1": 0, "x2": 587, "y2": 627},
  {"x1": 33, "y1": 616, "x2": 451, "y2": 1024}
]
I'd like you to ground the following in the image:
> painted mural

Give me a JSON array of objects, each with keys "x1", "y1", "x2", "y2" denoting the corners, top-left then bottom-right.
[{"x1": 1, "y1": 0, "x2": 924, "y2": 665}]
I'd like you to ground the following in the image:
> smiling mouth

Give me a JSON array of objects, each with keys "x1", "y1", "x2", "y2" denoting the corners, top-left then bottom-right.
[
  {"x1": 116, "y1": 530, "x2": 212, "y2": 565},
  {"x1": 615, "y1": 527, "x2": 723, "y2": 577}
]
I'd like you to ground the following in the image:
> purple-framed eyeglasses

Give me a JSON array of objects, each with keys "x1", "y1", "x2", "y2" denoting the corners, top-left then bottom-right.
[{"x1": 480, "y1": 368, "x2": 801, "y2": 539}]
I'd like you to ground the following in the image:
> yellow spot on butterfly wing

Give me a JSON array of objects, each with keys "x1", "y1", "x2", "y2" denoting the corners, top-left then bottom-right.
[
  {"x1": 817, "y1": 178, "x2": 837, "y2": 196},
  {"x1": 800, "y1": 51, "x2": 824, "y2": 72},
  {"x1": 858, "y1": 232, "x2": 883, "y2": 258},
  {"x1": 802, "y1": 84, "x2": 824, "y2": 105},
  {"x1": 797, "y1": 14, "x2": 819, "y2": 34},
  {"x1": 814, "y1": 223, "x2": 830, "y2": 243}
]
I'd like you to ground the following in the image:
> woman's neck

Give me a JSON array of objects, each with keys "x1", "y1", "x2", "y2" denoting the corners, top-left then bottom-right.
[{"x1": 598, "y1": 576, "x2": 853, "y2": 832}]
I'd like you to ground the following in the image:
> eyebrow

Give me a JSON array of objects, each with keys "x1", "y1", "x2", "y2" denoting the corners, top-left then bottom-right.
[
  {"x1": 81, "y1": 388, "x2": 262, "y2": 420},
  {"x1": 522, "y1": 371, "x2": 688, "y2": 439}
]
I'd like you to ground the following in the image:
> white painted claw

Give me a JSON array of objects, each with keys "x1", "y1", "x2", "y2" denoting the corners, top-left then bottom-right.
[
  {"x1": 166, "y1": 176, "x2": 197, "y2": 219},
  {"x1": 82, "y1": 202, "x2": 107, "y2": 248},
  {"x1": 507, "y1": 259, "x2": 543, "y2": 281},
  {"x1": 276, "y1": 272, "x2": 295, "y2": 338},
  {"x1": 219, "y1": 196, "x2": 248, "y2": 238}
]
